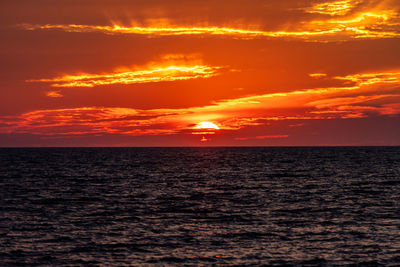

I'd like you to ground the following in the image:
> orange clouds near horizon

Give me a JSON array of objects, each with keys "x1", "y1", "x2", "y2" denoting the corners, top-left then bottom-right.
[{"x1": 2, "y1": 70, "x2": 399, "y2": 141}]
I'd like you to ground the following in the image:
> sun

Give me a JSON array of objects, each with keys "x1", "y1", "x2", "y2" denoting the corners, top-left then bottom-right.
[{"x1": 194, "y1": 122, "x2": 220, "y2": 130}]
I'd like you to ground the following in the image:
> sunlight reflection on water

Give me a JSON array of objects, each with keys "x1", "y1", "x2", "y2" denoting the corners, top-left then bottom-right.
[{"x1": 1, "y1": 147, "x2": 399, "y2": 265}]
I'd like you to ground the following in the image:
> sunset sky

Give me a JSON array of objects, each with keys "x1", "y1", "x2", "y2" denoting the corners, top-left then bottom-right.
[{"x1": 1, "y1": 0, "x2": 399, "y2": 146}]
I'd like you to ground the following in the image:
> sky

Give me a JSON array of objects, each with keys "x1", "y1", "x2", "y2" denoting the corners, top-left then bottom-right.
[{"x1": 0, "y1": 0, "x2": 399, "y2": 146}]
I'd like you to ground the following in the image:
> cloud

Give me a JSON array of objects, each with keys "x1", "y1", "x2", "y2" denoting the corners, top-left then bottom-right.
[
  {"x1": 2, "y1": 69, "x2": 399, "y2": 138},
  {"x1": 45, "y1": 91, "x2": 63, "y2": 98},
  {"x1": 310, "y1": 73, "x2": 328, "y2": 78},
  {"x1": 27, "y1": 57, "x2": 222, "y2": 87},
  {"x1": 305, "y1": 0, "x2": 362, "y2": 16},
  {"x1": 256, "y1": 135, "x2": 289, "y2": 139},
  {"x1": 334, "y1": 71, "x2": 400, "y2": 85},
  {"x1": 17, "y1": 0, "x2": 400, "y2": 41},
  {"x1": 19, "y1": 20, "x2": 400, "y2": 41},
  {"x1": 235, "y1": 135, "x2": 289, "y2": 141}
]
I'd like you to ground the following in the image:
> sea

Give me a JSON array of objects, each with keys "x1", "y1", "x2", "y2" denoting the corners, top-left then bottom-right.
[{"x1": 1, "y1": 147, "x2": 399, "y2": 266}]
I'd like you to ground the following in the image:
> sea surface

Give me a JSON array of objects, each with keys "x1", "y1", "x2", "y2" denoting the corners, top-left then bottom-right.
[{"x1": 1, "y1": 147, "x2": 400, "y2": 266}]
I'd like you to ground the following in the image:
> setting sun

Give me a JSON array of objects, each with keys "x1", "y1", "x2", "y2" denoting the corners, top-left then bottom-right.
[{"x1": 194, "y1": 122, "x2": 220, "y2": 130}]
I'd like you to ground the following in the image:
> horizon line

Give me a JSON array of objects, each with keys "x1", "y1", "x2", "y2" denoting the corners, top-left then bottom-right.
[{"x1": 1, "y1": 145, "x2": 399, "y2": 148}]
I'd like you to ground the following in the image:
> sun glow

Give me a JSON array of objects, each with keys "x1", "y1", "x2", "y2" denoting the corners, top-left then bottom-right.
[{"x1": 194, "y1": 122, "x2": 220, "y2": 130}]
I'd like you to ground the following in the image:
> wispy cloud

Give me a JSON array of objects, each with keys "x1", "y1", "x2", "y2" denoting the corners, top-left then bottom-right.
[
  {"x1": 334, "y1": 71, "x2": 400, "y2": 85},
  {"x1": 28, "y1": 64, "x2": 221, "y2": 88},
  {"x1": 45, "y1": 91, "x2": 63, "y2": 98},
  {"x1": 235, "y1": 135, "x2": 289, "y2": 141},
  {"x1": 3, "y1": 70, "x2": 399, "y2": 138},
  {"x1": 20, "y1": 20, "x2": 400, "y2": 41},
  {"x1": 305, "y1": 0, "x2": 362, "y2": 16},
  {"x1": 19, "y1": 0, "x2": 400, "y2": 42}
]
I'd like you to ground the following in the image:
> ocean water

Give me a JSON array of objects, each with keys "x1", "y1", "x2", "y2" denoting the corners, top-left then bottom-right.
[{"x1": 1, "y1": 147, "x2": 400, "y2": 266}]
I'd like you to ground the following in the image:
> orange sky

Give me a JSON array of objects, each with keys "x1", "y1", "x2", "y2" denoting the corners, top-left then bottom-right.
[{"x1": 0, "y1": 0, "x2": 399, "y2": 146}]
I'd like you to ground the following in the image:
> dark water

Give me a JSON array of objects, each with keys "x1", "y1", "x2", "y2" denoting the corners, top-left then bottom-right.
[{"x1": 1, "y1": 147, "x2": 400, "y2": 266}]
